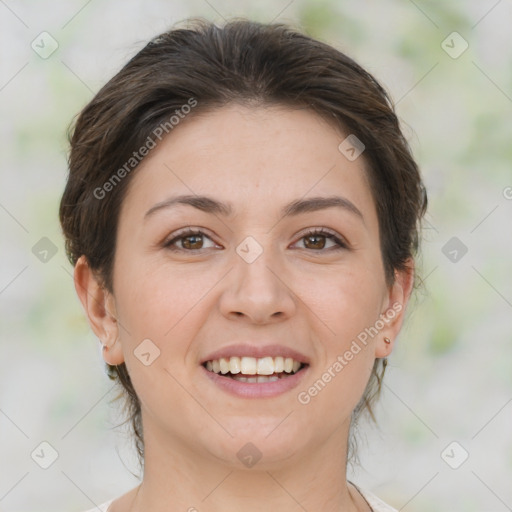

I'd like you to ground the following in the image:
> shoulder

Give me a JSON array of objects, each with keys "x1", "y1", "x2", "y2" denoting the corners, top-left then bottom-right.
[
  {"x1": 357, "y1": 487, "x2": 398, "y2": 512},
  {"x1": 81, "y1": 500, "x2": 113, "y2": 512}
]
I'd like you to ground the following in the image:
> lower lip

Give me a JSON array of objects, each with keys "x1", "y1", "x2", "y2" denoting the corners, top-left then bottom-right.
[{"x1": 201, "y1": 365, "x2": 309, "y2": 398}]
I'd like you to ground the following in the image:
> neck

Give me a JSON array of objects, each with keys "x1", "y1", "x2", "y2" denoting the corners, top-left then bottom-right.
[{"x1": 128, "y1": 419, "x2": 362, "y2": 512}]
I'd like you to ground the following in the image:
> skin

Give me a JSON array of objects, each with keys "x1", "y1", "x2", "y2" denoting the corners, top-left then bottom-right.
[{"x1": 75, "y1": 104, "x2": 414, "y2": 512}]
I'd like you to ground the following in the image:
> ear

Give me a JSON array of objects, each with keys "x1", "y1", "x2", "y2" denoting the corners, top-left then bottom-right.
[
  {"x1": 74, "y1": 255, "x2": 125, "y2": 365},
  {"x1": 374, "y1": 259, "x2": 415, "y2": 358}
]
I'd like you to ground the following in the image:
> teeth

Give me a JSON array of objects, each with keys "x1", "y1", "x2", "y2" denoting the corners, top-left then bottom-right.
[
  {"x1": 257, "y1": 357, "x2": 275, "y2": 375},
  {"x1": 219, "y1": 357, "x2": 230, "y2": 374},
  {"x1": 232, "y1": 375, "x2": 280, "y2": 383},
  {"x1": 204, "y1": 356, "x2": 304, "y2": 376},
  {"x1": 257, "y1": 375, "x2": 280, "y2": 382},
  {"x1": 230, "y1": 356, "x2": 241, "y2": 374},
  {"x1": 241, "y1": 356, "x2": 257, "y2": 374}
]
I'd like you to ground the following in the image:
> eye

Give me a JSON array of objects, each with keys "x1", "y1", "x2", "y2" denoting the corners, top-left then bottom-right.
[
  {"x1": 163, "y1": 228, "x2": 220, "y2": 251},
  {"x1": 163, "y1": 227, "x2": 347, "y2": 252},
  {"x1": 293, "y1": 228, "x2": 348, "y2": 251}
]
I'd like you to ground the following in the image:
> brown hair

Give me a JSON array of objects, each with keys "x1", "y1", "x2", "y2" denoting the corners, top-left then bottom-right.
[{"x1": 59, "y1": 18, "x2": 427, "y2": 465}]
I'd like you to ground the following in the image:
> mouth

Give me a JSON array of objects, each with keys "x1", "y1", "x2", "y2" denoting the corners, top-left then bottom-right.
[
  {"x1": 203, "y1": 356, "x2": 307, "y2": 383},
  {"x1": 200, "y1": 344, "x2": 310, "y2": 398},
  {"x1": 201, "y1": 352, "x2": 309, "y2": 398}
]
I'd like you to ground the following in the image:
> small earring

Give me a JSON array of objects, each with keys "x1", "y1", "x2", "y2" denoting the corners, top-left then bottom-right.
[
  {"x1": 384, "y1": 337, "x2": 391, "y2": 344},
  {"x1": 102, "y1": 337, "x2": 119, "y2": 351}
]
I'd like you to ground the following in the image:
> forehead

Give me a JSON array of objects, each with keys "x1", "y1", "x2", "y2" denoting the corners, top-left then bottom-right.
[{"x1": 121, "y1": 104, "x2": 375, "y2": 221}]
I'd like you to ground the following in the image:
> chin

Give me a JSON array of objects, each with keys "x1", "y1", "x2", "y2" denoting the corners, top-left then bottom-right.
[{"x1": 200, "y1": 418, "x2": 308, "y2": 469}]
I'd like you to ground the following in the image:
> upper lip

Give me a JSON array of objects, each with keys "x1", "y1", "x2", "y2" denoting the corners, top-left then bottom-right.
[{"x1": 200, "y1": 344, "x2": 310, "y2": 365}]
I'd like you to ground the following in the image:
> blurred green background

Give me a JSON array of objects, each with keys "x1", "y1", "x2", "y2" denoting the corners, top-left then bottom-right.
[{"x1": 1, "y1": 1, "x2": 511, "y2": 511}]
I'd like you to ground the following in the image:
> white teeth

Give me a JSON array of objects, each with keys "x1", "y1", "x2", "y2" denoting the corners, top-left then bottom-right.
[
  {"x1": 257, "y1": 356, "x2": 275, "y2": 375},
  {"x1": 241, "y1": 356, "x2": 257, "y2": 374},
  {"x1": 230, "y1": 356, "x2": 241, "y2": 374},
  {"x1": 257, "y1": 375, "x2": 279, "y2": 383},
  {"x1": 204, "y1": 355, "x2": 304, "y2": 377},
  {"x1": 219, "y1": 357, "x2": 230, "y2": 374},
  {"x1": 231, "y1": 374, "x2": 280, "y2": 383}
]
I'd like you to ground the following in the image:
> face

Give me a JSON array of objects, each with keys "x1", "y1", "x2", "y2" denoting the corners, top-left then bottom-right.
[{"x1": 79, "y1": 104, "x2": 412, "y2": 470}]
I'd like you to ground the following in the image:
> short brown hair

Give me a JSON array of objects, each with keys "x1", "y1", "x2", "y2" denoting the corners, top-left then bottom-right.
[{"x1": 60, "y1": 18, "x2": 427, "y2": 464}]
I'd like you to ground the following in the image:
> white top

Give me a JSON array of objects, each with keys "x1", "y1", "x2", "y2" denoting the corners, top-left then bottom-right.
[
  {"x1": 82, "y1": 487, "x2": 397, "y2": 512},
  {"x1": 360, "y1": 488, "x2": 399, "y2": 511},
  {"x1": 83, "y1": 501, "x2": 113, "y2": 512}
]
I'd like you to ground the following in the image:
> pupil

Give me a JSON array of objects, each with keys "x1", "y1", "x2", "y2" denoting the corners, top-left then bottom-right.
[
  {"x1": 183, "y1": 235, "x2": 203, "y2": 249},
  {"x1": 306, "y1": 235, "x2": 325, "y2": 249}
]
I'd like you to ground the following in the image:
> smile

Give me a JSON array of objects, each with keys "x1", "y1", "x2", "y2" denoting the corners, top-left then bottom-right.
[{"x1": 203, "y1": 356, "x2": 305, "y2": 382}]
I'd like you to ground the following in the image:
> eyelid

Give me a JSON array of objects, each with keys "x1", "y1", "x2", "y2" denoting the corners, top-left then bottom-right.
[
  {"x1": 292, "y1": 227, "x2": 349, "y2": 250},
  {"x1": 163, "y1": 226, "x2": 349, "y2": 252},
  {"x1": 163, "y1": 227, "x2": 221, "y2": 250}
]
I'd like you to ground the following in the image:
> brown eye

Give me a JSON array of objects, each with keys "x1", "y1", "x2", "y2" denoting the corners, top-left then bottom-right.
[
  {"x1": 181, "y1": 234, "x2": 204, "y2": 250},
  {"x1": 303, "y1": 234, "x2": 326, "y2": 250},
  {"x1": 294, "y1": 229, "x2": 348, "y2": 251},
  {"x1": 164, "y1": 229, "x2": 219, "y2": 251}
]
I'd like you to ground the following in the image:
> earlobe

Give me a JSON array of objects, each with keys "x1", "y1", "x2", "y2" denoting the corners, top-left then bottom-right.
[
  {"x1": 74, "y1": 256, "x2": 125, "y2": 365},
  {"x1": 375, "y1": 260, "x2": 415, "y2": 358},
  {"x1": 101, "y1": 337, "x2": 124, "y2": 365}
]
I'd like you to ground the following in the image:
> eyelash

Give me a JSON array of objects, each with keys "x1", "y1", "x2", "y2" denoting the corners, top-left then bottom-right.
[{"x1": 163, "y1": 227, "x2": 348, "y2": 252}]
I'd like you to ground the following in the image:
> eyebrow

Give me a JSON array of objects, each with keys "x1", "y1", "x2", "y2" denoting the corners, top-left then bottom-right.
[{"x1": 144, "y1": 194, "x2": 364, "y2": 221}]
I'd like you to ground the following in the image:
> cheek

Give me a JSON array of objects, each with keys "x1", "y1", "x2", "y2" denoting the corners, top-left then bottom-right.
[
  {"x1": 306, "y1": 265, "x2": 384, "y2": 342},
  {"x1": 297, "y1": 276, "x2": 378, "y2": 418},
  {"x1": 113, "y1": 260, "x2": 225, "y2": 369},
  {"x1": 300, "y1": 264, "x2": 383, "y2": 399},
  {"x1": 114, "y1": 258, "x2": 197, "y2": 332}
]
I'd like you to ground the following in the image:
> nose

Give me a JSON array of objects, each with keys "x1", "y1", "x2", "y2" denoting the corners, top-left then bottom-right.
[{"x1": 218, "y1": 247, "x2": 297, "y2": 325}]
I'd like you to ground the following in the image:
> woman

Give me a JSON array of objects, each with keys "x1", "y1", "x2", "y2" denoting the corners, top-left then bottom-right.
[{"x1": 60, "y1": 18, "x2": 426, "y2": 512}]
